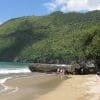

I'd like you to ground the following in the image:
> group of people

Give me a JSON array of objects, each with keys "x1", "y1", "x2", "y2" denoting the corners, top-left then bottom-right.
[{"x1": 57, "y1": 68, "x2": 65, "y2": 76}]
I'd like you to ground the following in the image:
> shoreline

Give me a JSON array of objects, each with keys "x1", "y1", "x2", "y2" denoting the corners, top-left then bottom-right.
[
  {"x1": 0, "y1": 73, "x2": 66, "y2": 100},
  {"x1": 0, "y1": 74, "x2": 100, "y2": 100}
]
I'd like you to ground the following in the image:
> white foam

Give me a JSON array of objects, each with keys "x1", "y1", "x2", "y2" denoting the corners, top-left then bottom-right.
[
  {"x1": 0, "y1": 77, "x2": 19, "y2": 94},
  {"x1": 0, "y1": 68, "x2": 31, "y2": 74},
  {"x1": 0, "y1": 77, "x2": 11, "y2": 84},
  {"x1": 0, "y1": 77, "x2": 12, "y2": 92},
  {"x1": 7, "y1": 87, "x2": 19, "y2": 94}
]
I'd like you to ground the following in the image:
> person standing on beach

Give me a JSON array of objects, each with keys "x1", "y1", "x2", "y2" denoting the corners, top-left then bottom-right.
[
  {"x1": 60, "y1": 68, "x2": 65, "y2": 79},
  {"x1": 60, "y1": 68, "x2": 65, "y2": 75},
  {"x1": 57, "y1": 68, "x2": 65, "y2": 79},
  {"x1": 57, "y1": 68, "x2": 60, "y2": 74}
]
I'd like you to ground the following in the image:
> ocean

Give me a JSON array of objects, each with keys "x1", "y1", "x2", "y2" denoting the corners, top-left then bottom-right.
[{"x1": 0, "y1": 62, "x2": 31, "y2": 93}]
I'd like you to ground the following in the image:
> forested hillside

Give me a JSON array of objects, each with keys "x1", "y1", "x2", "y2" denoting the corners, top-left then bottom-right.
[{"x1": 0, "y1": 10, "x2": 100, "y2": 64}]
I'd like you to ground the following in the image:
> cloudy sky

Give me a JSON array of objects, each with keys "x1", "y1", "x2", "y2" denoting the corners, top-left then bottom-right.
[
  {"x1": 45, "y1": 0, "x2": 100, "y2": 12},
  {"x1": 0, "y1": 0, "x2": 100, "y2": 24}
]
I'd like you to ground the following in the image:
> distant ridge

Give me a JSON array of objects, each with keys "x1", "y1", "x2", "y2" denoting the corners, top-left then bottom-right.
[{"x1": 0, "y1": 10, "x2": 100, "y2": 65}]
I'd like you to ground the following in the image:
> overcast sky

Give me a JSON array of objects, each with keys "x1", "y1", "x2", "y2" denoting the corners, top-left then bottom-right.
[{"x1": 0, "y1": 0, "x2": 100, "y2": 24}]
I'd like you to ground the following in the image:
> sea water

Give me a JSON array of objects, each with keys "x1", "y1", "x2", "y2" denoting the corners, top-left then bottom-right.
[{"x1": 0, "y1": 62, "x2": 31, "y2": 93}]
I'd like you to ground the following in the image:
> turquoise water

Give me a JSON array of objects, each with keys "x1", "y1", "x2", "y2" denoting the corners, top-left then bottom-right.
[
  {"x1": 0, "y1": 62, "x2": 31, "y2": 74},
  {"x1": 0, "y1": 62, "x2": 30, "y2": 68},
  {"x1": 0, "y1": 62, "x2": 31, "y2": 92}
]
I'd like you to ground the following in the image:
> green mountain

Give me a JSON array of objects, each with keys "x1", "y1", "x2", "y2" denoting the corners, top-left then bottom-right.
[{"x1": 0, "y1": 11, "x2": 100, "y2": 64}]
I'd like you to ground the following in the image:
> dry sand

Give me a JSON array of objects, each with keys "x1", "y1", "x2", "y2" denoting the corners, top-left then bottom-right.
[
  {"x1": 0, "y1": 74, "x2": 100, "y2": 100},
  {"x1": 37, "y1": 75, "x2": 87, "y2": 100},
  {"x1": 37, "y1": 75, "x2": 100, "y2": 100}
]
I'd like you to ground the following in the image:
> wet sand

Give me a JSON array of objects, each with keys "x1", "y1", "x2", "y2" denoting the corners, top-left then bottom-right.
[
  {"x1": 0, "y1": 73, "x2": 66, "y2": 100},
  {"x1": 0, "y1": 74, "x2": 100, "y2": 100}
]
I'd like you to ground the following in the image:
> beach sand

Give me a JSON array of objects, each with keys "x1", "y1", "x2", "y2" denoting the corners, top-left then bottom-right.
[
  {"x1": 0, "y1": 73, "x2": 66, "y2": 100},
  {"x1": 0, "y1": 74, "x2": 100, "y2": 100},
  {"x1": 37, "y1": 75, "x2": 87, "y2": 100},
  {"x1": 37, "y1": 75, "x2": 100, "y2": 100}
]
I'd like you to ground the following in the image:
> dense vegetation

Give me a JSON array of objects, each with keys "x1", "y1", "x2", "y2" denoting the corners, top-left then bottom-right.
[{"x1": 0, "y1": 10, "x2": 100, "y2": 65}]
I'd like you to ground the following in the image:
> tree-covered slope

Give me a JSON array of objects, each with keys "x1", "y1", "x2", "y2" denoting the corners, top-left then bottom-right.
[{"x1": 0, "y1": 11, "x2": 100, "y2": 63}]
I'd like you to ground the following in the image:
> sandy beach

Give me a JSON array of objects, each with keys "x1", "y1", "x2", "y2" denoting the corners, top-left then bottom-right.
[
  {"x1": 37, "y1": 75, "x2": 100, "y2": 100},
  {"x1": 0, "y1": 73, "x2": 66, "y2": 100},
  {"x1": 0, "y1": 74, "x2": 100, "y2": 100},
  {"x1": 37, "y1": 75, "x2": 85, "y2": 100}
]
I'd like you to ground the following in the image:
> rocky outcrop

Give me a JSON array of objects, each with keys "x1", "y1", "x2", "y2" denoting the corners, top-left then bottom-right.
[
  {"x1": 75, "y1": 60, "x2": 96, "y2": 74},
  {"x1": 29, "y1": 63, "x2": 58, "y2": 73},
  {"x1": 29, "y1": 62, "x2": 96, "y2": 74},
  {"x1": 95, "y1": 57, "x2": 100, "y2": 71},
  {"x1": 28, "y1": 63, "x2": 75, "y2": 74}
]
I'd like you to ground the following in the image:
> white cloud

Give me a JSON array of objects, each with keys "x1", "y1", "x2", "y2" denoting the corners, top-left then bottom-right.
[
  {"x1": 44, "y1": 0, "x2": 67, "y2": 11},
  {"x1": 44, "y1": 0, "x2": 100, "y2": 12},
  {"x1": 67, "y1": 0, "x2": 88, "y2": 12},
  {"x1": 87, "y1": 0, "x2": 100, "y2": 11}
]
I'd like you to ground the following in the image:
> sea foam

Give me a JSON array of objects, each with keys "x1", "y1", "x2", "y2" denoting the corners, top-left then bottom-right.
[
  {"x1": 0, "y1": 77, "x2": 11, "y2": 84},
  {"x1": 0, "y1": 68, "x2": 31, "y2": 74}
]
